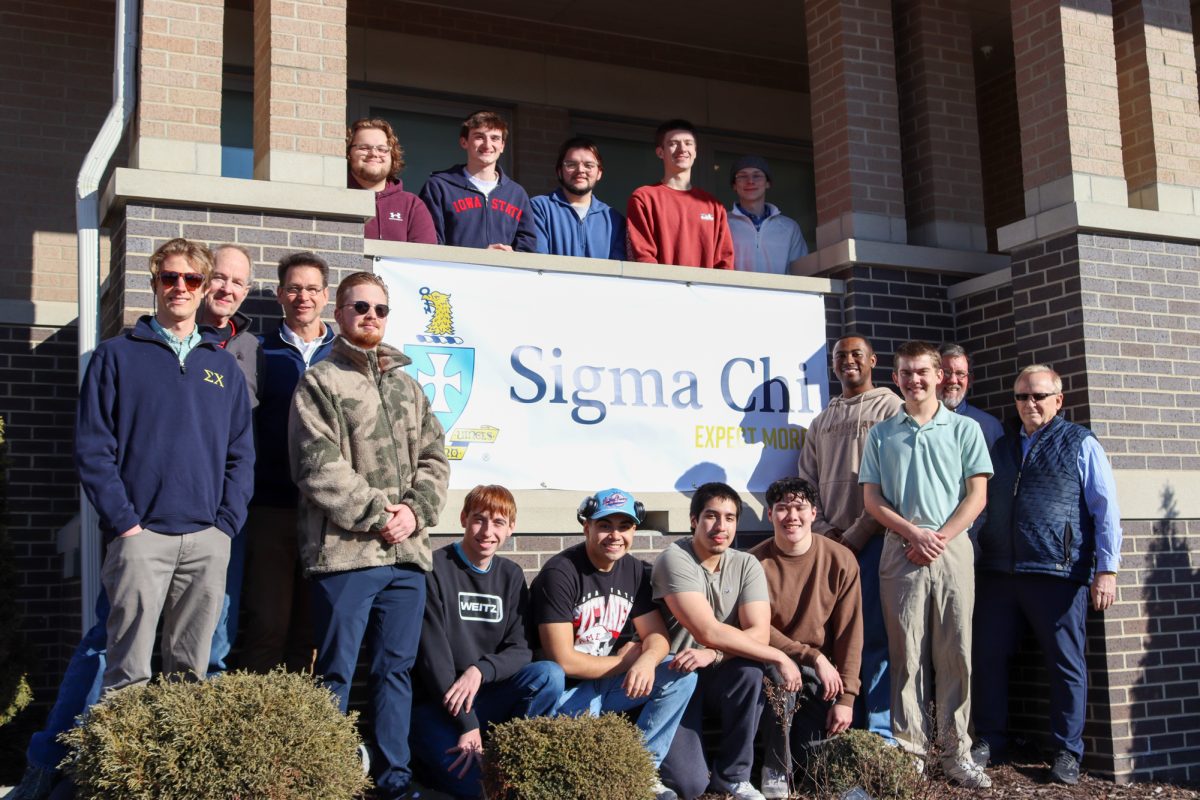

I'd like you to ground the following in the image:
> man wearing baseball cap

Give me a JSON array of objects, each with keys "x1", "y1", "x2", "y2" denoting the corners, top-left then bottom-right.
[
  {"x1": 727, "y1": 155, "x2": 809, "y2": 274},
  {"x1": 531, "y1": 488, "x2": 697, "y2": 800}
]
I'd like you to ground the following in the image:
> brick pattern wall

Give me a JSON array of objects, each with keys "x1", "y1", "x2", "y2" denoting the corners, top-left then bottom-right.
[
  {"x1": 893, "y1": 0, "x2": 987, "y2": 233},
  {"x1": 138, "y1": 0, "x2": 223, "y2": 146},
  {"x1": 252, "y1": 0, "x2": 347, "y2": 175},
  {"x1": 1009, "y1": 233, "x2": 1200, "y2": 470},
  {"x1": 1011, "y1": 0, "x2": 1126, "y2": 189},
  {"x1": 1114, "y1": 0, "x2": 1200, "y2": 196},
  {"x1": 804, "y1": 0, "x2": 906, "y2": 223},
  {"x1": 1, "y1": 323, "x2": 84, "y2": 703},
  {"x1": 951, "y1": 280, "x2": 1019, "y2": 423},
  {"x1": 513, "y1": 104, "x2": 571, "y2": 197},
  {"x1": 0, "y1": 0, "x2": 113, "y2": 304},
  {"x1": 975, "y1": 62, "x2": 1026, "y2": 251}
]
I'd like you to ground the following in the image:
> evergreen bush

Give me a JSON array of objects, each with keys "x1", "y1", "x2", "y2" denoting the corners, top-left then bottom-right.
[
  {"x1": 482, "y1": 713, "x2": 658, "y2": 800},
  {"x1": 0, "y1": 416, "x2": 33, "y2": 729},
  {"x1": 799, "y1": 728, "x2": 922, "y2": 800},
  {"x1": 59, "y1": 669, "x2": 369, "y2": 800}
]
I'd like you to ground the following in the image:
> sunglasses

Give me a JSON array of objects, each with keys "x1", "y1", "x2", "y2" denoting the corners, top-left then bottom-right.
[
  {"x1": 158, "y1": 270, "x2": 205, "y2": 290},
  {"x1": 1014, "y1": 392, "x2": 1058, "y2": 402},
  {"x1": 342, "y1": 301, "x2": 390, "y2": 318}
]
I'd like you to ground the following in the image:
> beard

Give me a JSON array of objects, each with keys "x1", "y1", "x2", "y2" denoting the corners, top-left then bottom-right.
[
  {"x1": 343, "y1": 326, "x2": 383, "y2": 349},
  {"x1": 558, "y1": 175, "x2": 595, "y2": 197},
  {"x1": 941, "y1": 391, "x2": 964, "y2": 410},
  {"x1": 351, "y1": 161, "x2": 391, "y2": 187}
]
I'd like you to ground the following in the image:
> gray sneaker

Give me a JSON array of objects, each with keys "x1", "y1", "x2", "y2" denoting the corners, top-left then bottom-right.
[
  {"x1": 651, "y1": 780, "x2": 678, "y2": 800},
  {"x1": 943, "y1": 759, "x2": 992, "y2": 789},
  {"x1": 8, "y1": 764, "x2": 59, "y2": 800},
  {"x1": 760, "y1": 765, "x2": 789, "y2": 799},
  {"x1": 726, "y1": 780, "x2": 767, "y2": 800}
]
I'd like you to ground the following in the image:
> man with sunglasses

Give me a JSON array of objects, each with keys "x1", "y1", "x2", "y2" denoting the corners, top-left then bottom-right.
[
  {"x1": 290, "y1": 270, "x2": 449, "y2": 800},
  {"x1": 75, "y1": 237, "x2": 254, "y2": 693},
  {"x1": 972, "y1": 365, "x2": 1122, "y2": 786},
  {"x1": 530, "y1": 137, "x2": 625, "y2": 259},
  {"x1": 240, "y1": 251, "x2": 337, "y2": 675}
]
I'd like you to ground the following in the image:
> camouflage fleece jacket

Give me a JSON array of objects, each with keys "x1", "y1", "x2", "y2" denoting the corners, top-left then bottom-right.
[{"x1": 289, "y1": 336, "x2": 449, "y2": 576}]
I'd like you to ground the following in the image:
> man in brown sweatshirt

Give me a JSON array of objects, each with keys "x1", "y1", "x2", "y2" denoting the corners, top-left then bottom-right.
[
  {"x1": 751, "y1": 476, "x2": 863, "y2": 799},
  {"x1": 797, "y1": 334, "x2": 901, "y2": 742}
]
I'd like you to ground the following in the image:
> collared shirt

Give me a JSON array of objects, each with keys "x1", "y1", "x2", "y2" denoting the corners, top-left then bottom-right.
[
  {"x1": 149, "y1": 317, "x2": 201, "y2": 366},
  {"x1": 1020, "y1": 425, "x2": 1123, "y2": 573},
  {"x1": 859, "y1": 403, "x2": 993, "y2": 530},
  {"x1": 952, "y1": 399, "x2": 1004, "y2": 450},
  {"x1": 280, "y1": 322, "x2": 327, "y2": 369}
]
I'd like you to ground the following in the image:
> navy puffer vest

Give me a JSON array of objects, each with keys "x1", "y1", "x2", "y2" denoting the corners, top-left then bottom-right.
[{"x1": 978, "y1": 415, "x2": 1096, "y2": 584}]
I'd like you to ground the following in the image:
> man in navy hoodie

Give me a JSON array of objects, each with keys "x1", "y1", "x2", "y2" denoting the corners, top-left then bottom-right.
[
  {"x1": 419, "y1": 110, "x2": 537, "y2": 252},
  {"x1": 239, "y1": 251, "x2": 338, "y2": 674},
  {"x1": 75, "y1": 237, "x2": 254, "y2": 692}
]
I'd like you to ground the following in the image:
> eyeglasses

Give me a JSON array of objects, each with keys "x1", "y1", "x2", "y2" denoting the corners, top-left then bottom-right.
[
  {"x1": 342, "y1": 301, "x2": 390, "y2": 318},
  {"x1": 946, "y1": 371, "x2": 969, "y2": 380},
  {"x1": 158, "y1": 271, "x2": 204, "y2": 290},
  {"x1": 283, "y1": 284, "x2": 326, "y2": 297},
  {"x1": 1014, "y1": 392, "x2": 1058, "y2": 402},
  {"x1": 350, "y1": 144, "x2": 390, "y2": 155},
  {"x1": 561, "y1": 161, "x2": 599, "y2": 172}
]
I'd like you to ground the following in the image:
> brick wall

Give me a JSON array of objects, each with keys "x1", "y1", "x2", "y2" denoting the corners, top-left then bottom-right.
[
  {"x1": 951, "y1": 279, "x2": 1018, "y2": 422},
  {"x1": 0, "y1": 0, "x2": 113, "y2": 304},
  {"x1": 975, "y1": 62, "x2": 1026, "y2": 252},
  {"x1": 137, "y1": 0, "x2": 223, "y2": 151},
  {"x1": 513, "y1": 104, "x2": 570, "y2": 197}
]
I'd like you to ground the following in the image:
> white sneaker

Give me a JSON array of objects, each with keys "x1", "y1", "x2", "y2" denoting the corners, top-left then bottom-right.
[
  {"x1": 651, "y1": 780, "x2": 678, "y2": 800},
  {"x1": 944, "y1": 759, "x2": 992, "y2": 789},
  {"x1": 760, "y1": 765, "x2": 790, "y2": 799},
  {"x1": 726, "y1": 780, "x2": 767, "y2": 800}
]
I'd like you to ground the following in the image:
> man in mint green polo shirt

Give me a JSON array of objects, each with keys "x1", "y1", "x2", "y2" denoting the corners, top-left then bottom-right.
[{"x1": 859, "y1": 340, "x2": 992, "y2": 790}]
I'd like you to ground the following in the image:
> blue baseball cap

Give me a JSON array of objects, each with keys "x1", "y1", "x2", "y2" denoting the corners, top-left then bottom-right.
[{"x1": 589, "y1": 488, "x2": 642, "y2": 522}]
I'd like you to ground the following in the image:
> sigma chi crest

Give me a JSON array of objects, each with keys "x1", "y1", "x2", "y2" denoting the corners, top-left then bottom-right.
[{"x1": 404, "y1": 287, "x2": 474, "y2": 434}]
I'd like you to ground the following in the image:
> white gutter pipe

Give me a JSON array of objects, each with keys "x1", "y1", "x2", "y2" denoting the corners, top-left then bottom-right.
[{"x1": 75, "y1": 0, "x2": 139, "y2": 632}]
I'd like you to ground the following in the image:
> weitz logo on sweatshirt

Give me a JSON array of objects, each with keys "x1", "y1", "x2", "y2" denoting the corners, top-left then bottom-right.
[
  {"x1": 700, "y1": 213, "x2": 714, "y2": 221},
  {"x1": 458, "y1": 592, "x2": 503, "y2": 623}
]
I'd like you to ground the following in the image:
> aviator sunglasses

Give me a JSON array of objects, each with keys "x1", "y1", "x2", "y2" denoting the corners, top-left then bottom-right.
[
  {"x1": 342, "y1": 301, "x2": 391, "y2": 318},
  {"x1": 1013, "y1": 392, "x2": 1058, "y2": 402},
  {"x1": 157, "y1": 270, "x2": 205, "y2": 290}
]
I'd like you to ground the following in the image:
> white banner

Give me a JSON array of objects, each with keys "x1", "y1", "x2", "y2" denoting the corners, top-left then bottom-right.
[{"x1": 377, "y1": 258, "x2": 829, "y2": 492}]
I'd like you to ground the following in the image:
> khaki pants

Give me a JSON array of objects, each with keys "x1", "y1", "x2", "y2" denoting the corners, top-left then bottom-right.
[
  {"x1": 101, "y1": 527, "x2": 230, "y2": 691},
  {"x1": 879, "y1": 530, "x2": 975, "y2": 763}
]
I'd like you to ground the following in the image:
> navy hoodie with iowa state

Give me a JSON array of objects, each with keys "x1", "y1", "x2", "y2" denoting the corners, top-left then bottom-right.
[{"x1": 418, "y1": 164, "x2": 537, "y2": 252}]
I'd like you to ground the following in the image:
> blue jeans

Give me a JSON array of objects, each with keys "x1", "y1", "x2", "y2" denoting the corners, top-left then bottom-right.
[
  {"x1": 311, "y1": 564, "x2": 425, "y2": 800},
  {"x1": 207, "y1": 530, "x2": 246, "y2": 675},
  {"x1": 410, "y1": 661, "x2": 565, "y2": 798},
  {"x1": 554, "y1": 657, "x2": 697, "y2": 768},
  {"x1": 853, "y1": 534, "x2": 894, "y2": 741}
]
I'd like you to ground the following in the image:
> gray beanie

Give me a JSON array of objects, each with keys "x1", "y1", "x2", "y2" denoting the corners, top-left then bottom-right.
[{"x1": 730, "y1": 155, "x2": 771, "y2": 185}]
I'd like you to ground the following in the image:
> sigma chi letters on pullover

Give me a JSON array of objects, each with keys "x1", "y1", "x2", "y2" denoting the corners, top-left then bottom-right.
[{"x1": 418, "y1": 164, "x2": 537, "y2": 252}]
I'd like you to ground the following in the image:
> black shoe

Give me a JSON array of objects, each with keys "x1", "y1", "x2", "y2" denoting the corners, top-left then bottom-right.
[
  {"x1": 971, "y1": 740, "x2": 990, "y2": 768},
  {"x1": 1049, "y1": 750, "x2": 1080, "y2": 785}
]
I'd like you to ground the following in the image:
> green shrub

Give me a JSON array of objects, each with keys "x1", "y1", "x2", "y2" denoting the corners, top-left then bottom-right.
[
  {"x1": 482, "y1": 713, "x2": 657, "y2": 800},
  {"x1": 0, "y1": 416, "x2": 32, "y2": 729},
  {"x1": 799, "y1": 728, "x2": 922, "y2": 800},
  {"x1": 59, "y1": 669, "x2": 369, "y2": 800}
]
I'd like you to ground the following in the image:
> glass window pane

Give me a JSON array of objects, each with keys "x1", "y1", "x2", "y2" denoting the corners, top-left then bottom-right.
[{"x1": 221, "y1": 88, "x2": 253, "y2": 180}]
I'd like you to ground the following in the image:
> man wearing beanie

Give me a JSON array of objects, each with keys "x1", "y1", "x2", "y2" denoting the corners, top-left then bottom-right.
[{"x1": 727, "y1": 155, "x2": 809, "y2": 274}]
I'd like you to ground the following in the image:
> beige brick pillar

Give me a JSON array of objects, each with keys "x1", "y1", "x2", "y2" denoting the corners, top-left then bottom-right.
[
  {"x1": 894, "y1": 0, "x2": 988, "y2": 251},
  {"x1": 253, "y1": 0, "x2": 347, "y2": 186},
  {"x1": 1114, "y1": 0, "x2": 1200, "y2": 214},
  {"x1": 804, "y1": 0, "x2": 908, "y2": 248},
  {"x1": 1011, "y1": 0, "x2": 1128, "y2": 214},
  {"x1": 132, "y1": 0, "x2": 224, "y2": 175}
]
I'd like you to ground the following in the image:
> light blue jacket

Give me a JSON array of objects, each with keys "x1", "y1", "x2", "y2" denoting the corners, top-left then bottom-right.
[{"x1": 531, "y1": 189, "x2": 625, "y2": 260}]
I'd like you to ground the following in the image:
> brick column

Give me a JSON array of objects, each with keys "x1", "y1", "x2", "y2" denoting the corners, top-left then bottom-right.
[
  {"x1": 894, "y1": 0, "x2": 988, "y2": 251},
  {"x1": 252, "y1": 0, "x2": 347, "y2": 186},
  {"x1": 1011, "y1": 0, "x2": 1128, "y2": 214},
  {"x1": 513, "y1": 104, "x2": 571, "y2": 198},
  {"x1": 1114, "y1": 0, "x2": 1200, "y2": 214},
  {"x1": 804, "y1": 0, "x2": 908, "y2": 248},
  {"x1": 131, "y1": 0, "x2": 224, "y2": 175}
]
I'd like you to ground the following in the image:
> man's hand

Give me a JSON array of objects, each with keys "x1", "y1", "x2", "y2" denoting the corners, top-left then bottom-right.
[
  {"x1": 1091, "y1": 572, "x2": 1117, "y2": 611},
  {"x1": 826, "y1": 704, "x2": 853, "y2": 736},
  {"x1": 622, "y1": 657, "x2": 656, "y2": 699},
  {"x1": 670, "y1": 647, "x2": 718, "y2": 673},
  {"x1": 444, "y1": 665, "x2": 483, "y2": 717},
  {"x1": 118, "y1": 524, "x2": 143, "y2": 538},
  {"x1": 446, "y1": 729, "x2": 483, "y2": 779},
  {"x1": 774, "y1": 654, "x2": 803, "y2": 693},
  {"x1": 904, "y1": 527, "x2": 946, "y2": 565},
  {"x1": 486, "y1": 243, "x2": 513, "y2": 251},
  {"x1": 814, "y1": 653, "x2": 843, "y2": 702},
  {"x1": 380, "y1": 503, "x2": 417, "y2": 544}
]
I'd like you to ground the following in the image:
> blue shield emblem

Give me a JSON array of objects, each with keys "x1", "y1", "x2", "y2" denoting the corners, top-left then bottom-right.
[{"x1": 404, "y1": 345, "x2": 475, "y2": 433}]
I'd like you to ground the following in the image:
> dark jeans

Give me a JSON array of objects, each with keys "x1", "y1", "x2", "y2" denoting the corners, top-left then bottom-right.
[
  {"x1": 762, "y1": 663, "x2": 832, "y2": 774},
  {"x1": 660, "y1": 657, "x2": 765, "y2": 799}
]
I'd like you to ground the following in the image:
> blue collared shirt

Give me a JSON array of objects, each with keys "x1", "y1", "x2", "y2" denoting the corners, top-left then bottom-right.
[
  {"x1": 149, "y1": 317, "x2": 202, "y2": 366},
  {"x1": 953, "y1": 399, "x2": 1004, "y2": 450},
  {"x1": 1021, "y1": 424, "x2": 1122, "y2": 573}
]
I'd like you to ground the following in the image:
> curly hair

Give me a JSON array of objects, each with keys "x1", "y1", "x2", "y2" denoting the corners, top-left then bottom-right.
[{"x1": 346, "y1": 118, "x2": 405, "y2": 180}]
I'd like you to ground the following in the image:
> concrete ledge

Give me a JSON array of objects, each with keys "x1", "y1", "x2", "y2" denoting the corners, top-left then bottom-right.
[
  {"x1": 997, "y1": 201, "x2": 1200, "y2": 252},
  {"x1": 101, "y1": 167, "x2": 376, "y2": 222},
  {"x1": 946, "y1": 268, "x2": 1013, "y2": 301},
  {"x1": 1113, "y1": 470, "x2": 1200, "y2": 520},
  {"x1": 364, "y1": 239, "x2": 843, "y2": 295},
  {"x1": 0, "y1": 299, "x2": 79, "y2": 327},
  {"x1": 794, "y1": 238, "x2": 1009, "y2": 277}
]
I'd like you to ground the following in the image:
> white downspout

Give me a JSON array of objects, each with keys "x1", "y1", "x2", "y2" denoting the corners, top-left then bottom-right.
[{"x1": 75, "y1": 0, "x2": 139, "y2": 633}]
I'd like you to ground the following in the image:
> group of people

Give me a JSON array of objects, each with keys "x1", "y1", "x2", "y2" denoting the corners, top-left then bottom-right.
[
  {"x1": 351, "y1": 111, "x2": 809, "y2": 273},
  {"x1": 9, "y1": 112, "x2": 1121, "y2": 800}
]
